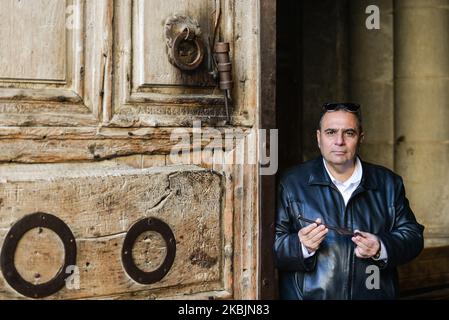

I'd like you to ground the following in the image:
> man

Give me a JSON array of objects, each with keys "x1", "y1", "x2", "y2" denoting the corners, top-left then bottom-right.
[{"x1": 274, "y1": 103, "x2": 424, "y2": 299}]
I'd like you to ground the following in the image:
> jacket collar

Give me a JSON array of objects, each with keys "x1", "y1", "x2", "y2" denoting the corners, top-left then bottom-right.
[{"x1": 308, "y1": 156, "x2": 377, "y2": 190}]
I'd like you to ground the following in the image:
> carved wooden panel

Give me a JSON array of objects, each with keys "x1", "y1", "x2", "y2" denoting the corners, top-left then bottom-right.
[
  {"x1": 0, "y1": 0, "x2": 66, "y2": 81},
  {"x1": 0, "y1": 0, "x2": 109, "y2": 127},
  {"x1": 0, "y1": 163, "x2": 231, "y2": 299},
  {"x1": 109, "y1": 0, "x2": 234, "y2": 127}
]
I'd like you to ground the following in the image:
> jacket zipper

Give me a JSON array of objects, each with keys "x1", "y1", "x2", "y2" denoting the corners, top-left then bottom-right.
[
  {"x1": 346, "y1": 188, "x2": 364, "y2": 300},
  {"x1": 346, "y1": 200, "x2": 355, "y2": 300},
  {"x1": 331, "y1": 184, "x2": 354, "y2": 300}
]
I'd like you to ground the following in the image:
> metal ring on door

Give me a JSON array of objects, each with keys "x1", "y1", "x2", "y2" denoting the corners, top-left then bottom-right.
[
  {"x1": 171, "y1": 29, "x2": 205, "y2": 71},
  {"x1": 121, "y1": 217, "x2": 176, "y2": 285},
  {"x1": 165, "y1": 15, "x2": 205, "y2": 72},
  {"x1": 0, "y1": 212, "x2": 77, "y2": 299}
]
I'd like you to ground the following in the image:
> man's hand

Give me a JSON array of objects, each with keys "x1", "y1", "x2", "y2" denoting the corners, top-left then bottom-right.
[
  {"x1": 352, "y1": 230, "x2": 380, "y2": 259},
  {"x1": 298, "y1": 218, "x2": 328, "y2": 254}
]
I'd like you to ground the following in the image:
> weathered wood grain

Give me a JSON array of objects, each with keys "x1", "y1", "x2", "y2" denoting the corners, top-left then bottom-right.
[
  {"x1": 15, "y1": 227, "x2": 65, "y2": 285},
  {"x1": 0, "y1": 0, "x2": 261, "y2": 301},
  {"x1": 0, "y1": 0, "x2": 66, "y2": 81},
  {"x1": 0, "y1": 126, "x2": 251, "y2": 164},
  {"x1": 0, "y1": 1, "x2": 113, "y2": 126},
  {"x1": 0, "y1": 164, "x2": 230, "y2": 299}
]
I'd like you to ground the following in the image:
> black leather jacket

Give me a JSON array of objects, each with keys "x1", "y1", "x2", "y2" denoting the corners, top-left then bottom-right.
[{"x1": 274, "y1": 157, "x2": 424, "y2": 300}]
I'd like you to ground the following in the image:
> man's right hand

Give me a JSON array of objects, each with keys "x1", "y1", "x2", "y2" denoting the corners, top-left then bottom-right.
[{"x1": 298, "y1": 218, "x2": 328, "y2": 254}]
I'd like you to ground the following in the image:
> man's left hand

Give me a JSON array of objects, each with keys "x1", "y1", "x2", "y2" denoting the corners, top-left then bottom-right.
[{"x1": 351, "y1": 230, "x2": 380, "y2": 259}]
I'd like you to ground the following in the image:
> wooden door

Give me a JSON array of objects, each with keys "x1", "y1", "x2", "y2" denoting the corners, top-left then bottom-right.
[{"x1": 0, "y1": 0, "x2": 261, "y2": 299}]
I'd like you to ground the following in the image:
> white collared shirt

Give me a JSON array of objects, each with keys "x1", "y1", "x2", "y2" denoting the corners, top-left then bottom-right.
[
  {"x1": 301, "y1": 157, "x2": 387, "y2": 261},
  {"x1": 323, "y1": 157, "x2": 362, "y2": 206}
]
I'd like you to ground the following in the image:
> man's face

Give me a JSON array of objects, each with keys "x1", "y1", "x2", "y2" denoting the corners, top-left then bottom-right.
[{"x1": 316, "y1": 110, "x2": 363, "y2": 167}]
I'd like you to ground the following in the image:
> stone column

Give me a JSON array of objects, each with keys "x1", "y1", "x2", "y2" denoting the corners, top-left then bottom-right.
[
  {"x1": 395, "y1": 0, "x2": 449, "y2": 247},
  {"x1": 349, "y1": 0, "x2": 395, "y2": 169}
]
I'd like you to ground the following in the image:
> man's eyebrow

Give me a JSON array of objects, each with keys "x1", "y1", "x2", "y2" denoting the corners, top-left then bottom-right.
[{"x1": 323, "y1": 127, "x2": 357, "y2": 131}]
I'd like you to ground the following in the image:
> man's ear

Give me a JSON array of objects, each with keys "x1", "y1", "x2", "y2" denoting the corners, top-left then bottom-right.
[{"x1": 316, "y1": 130, "x2": 321, "y2": 149}]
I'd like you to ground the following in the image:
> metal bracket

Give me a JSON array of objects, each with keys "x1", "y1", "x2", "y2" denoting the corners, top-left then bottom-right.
[
  {"x1": 0, "y1": 212, "x2": 77, "y2": 299},
  {"x1": 121, "y1": 217, "x2": 176, "y2": 285}
]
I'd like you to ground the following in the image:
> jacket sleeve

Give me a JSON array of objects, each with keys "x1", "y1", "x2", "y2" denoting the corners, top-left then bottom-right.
[
  {"x1": 273, "y1": 181, "x2": 316, "y2": 272},
  {"x1": 377, "y1": 176, "x2": 424, "y2": 268}
]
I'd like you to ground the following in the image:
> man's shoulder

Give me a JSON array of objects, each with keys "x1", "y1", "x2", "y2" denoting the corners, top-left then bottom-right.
[
  {"x1": 362, "y1": 160, "x2": 403, "y2": 183},
  {"x1": 279, "y1": 158, "x2": 320, "y2": 185}
]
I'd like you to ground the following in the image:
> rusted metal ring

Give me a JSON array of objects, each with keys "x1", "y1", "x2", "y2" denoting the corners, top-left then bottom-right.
[
  {"x1": 121, "y1": 217, "x2": 176, "y2": 285},
  {"x1": 171, "y1": 30, "x2": 205, "y2": 71},
  {"x1": 0, "y1": 212, "x2": 77, "y2": 299}
]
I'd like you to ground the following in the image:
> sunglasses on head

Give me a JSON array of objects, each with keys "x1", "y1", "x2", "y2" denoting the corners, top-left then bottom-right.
[{"x1": 322, "y1": 102, "x2": 360, "y2": 113}]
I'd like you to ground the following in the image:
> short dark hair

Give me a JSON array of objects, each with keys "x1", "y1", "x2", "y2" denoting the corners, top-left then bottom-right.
[{"x1": 318, "y1": 102, "x2": 363, "y2": 132}]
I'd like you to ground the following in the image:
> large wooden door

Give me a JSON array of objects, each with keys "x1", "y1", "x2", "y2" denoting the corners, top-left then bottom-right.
[{"x1": 0, "y1": 0, "x2": 261, "y2": 299}]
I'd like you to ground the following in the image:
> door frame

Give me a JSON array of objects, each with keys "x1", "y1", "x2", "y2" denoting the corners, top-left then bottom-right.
[{"x1": 259, "y1": 0, "x2": 277, "y2": 300}]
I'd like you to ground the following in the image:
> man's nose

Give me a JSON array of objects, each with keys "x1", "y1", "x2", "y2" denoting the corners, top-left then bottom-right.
[{"x1": 335, "y1": 132, "x2": 345, "y2": 145}]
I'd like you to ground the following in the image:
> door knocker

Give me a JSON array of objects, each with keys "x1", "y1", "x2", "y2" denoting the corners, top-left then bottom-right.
[{"x1": 165, "y1": 15, "x2": 205, "y2": 71}]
